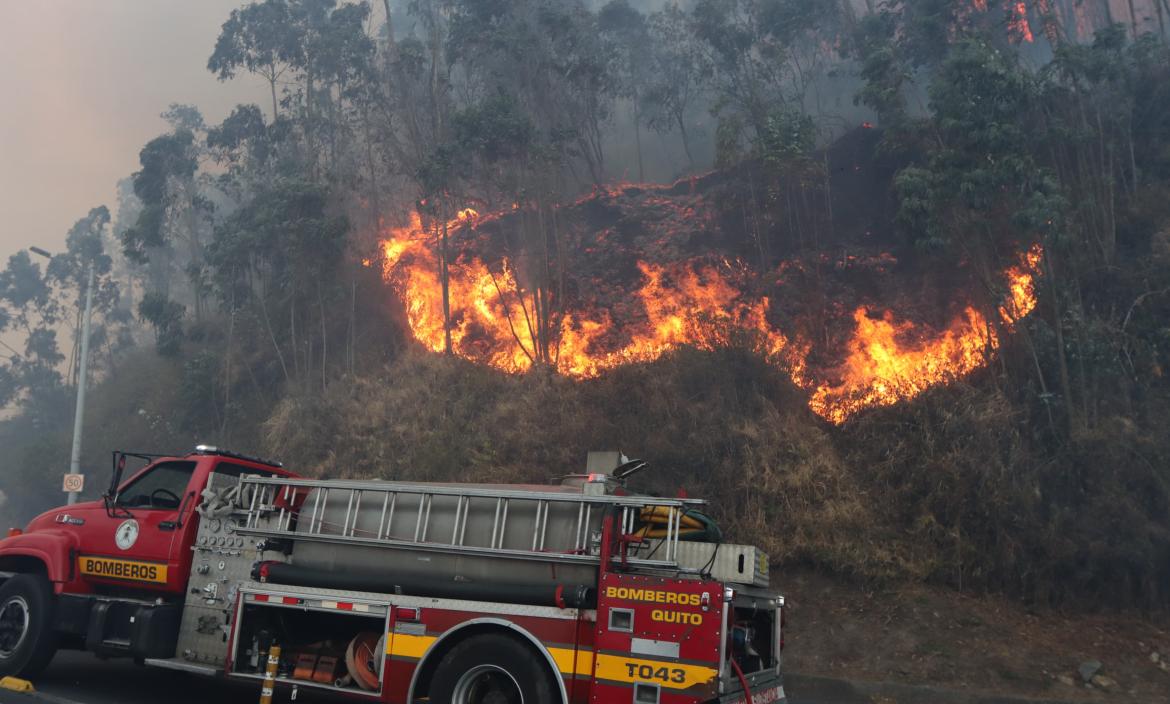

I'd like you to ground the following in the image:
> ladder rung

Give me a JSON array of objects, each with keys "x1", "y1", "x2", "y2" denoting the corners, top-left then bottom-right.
[
  {"x1": 422, "y1": 495, "x2": 432, "y2": 541},
  {"x1": 377, "y1": 493, "x2": 389, "y2": 540},
  {"x1": 538, "y1": 501, "x2": 549, "y2": 551},
  {"x1": 343, "y1": 490, "x2": 355, "y2": 537},
  {"x1": 385, "y1": 493, "x2": 397, "y2": 539},
  {"x1": 352, "y1": 491, "x2": 363, "y2": 536},
  {"x1": 316, "y1": 489, "x2": 329, "y2": 533},
  {"x1": 531, "y1": 501, "x2": 543, "y2": 551},
  {"x1": 490, "y1": 498, "x2": 502, "y2": 549},
  {"x1": 451, "y1": 496, "x2": 464, "y2": 545}
]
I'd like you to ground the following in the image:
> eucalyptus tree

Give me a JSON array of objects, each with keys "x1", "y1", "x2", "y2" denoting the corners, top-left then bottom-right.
[
  {"x1": 209, "y1": 0, "x2": 301, "y2": 118},
  {"x1": 642, "y1": 2, "x2": 710, "y2": 168},
  {"x1": 206, "y1": 179, "x2": 350, "y2": 392},
  {"x1": 120, "y1": 118, "x2": 215, "y2": 332},
  {"x1": 445, "y1": 0, "x2": 616, "y2": 186},
  {"x1": 689, "y1": 0, "x2": 846, "y2": 148},
  {"x1": 599, "y1": 0, "x2": 653, "y2": 180},
  {"x1": 0, "y1": 207, "x2": 125, "y2": 409}
]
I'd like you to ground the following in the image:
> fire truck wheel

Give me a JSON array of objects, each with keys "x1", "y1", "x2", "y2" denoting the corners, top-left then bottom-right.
[
  {"x1": 0, "y1": 574, "x2": 58, "y2": 678},
  {"x1": 429, "y1": 634, "x2": 558, "y2": 704}
]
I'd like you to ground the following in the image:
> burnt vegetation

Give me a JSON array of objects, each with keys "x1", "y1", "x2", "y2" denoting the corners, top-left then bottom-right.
[{"x1": 2, "y1": 0, "x2": 1170, "y2": 609}]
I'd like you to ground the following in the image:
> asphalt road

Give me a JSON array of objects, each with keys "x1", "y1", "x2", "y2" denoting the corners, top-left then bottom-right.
[{"x1": 1, "y1": 650, "x2": 345, "y2": 704}]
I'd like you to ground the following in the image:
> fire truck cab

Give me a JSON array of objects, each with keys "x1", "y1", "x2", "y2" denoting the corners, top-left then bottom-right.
[
  {"x1": 0, "y1": 448, "x2": 291, "y2": 666},
  {"x1": 0, "y1": 448, "x2": 785, "y2": 704}
]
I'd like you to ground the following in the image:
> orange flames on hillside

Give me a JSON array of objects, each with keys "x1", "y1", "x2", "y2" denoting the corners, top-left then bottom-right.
[
  {"x1": 556, "y1": 261, "x2": 793, "y2": 378},
  {"x1": 382, "y1": 210, "x2": 794, "y2": 377},
  {"x1": 968, "y1": 0, "x2": 1035, "y2": 42},
  {"x1": 381, "y1": 208, "x2": 1042, "y2": 425},
  {"x1": 808, "y1": 246, "x2": 1042, "y2": 423}
]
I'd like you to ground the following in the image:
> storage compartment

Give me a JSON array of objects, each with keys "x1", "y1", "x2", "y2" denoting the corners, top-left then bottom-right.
[
  {"x1": 669, "y1": 542, "x2": 770, "y2": 587},
  {"x1": 722, "y1": 588, "x2": 783, "y2": 693},
  {"x1": 228, "y1": 589, "x2": 390, "y2": 698}
]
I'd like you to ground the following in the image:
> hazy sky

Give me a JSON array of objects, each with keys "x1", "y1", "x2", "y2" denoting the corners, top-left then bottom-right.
[{"x1": 0, "y1": 0, "x2": 267, "y2": 266}]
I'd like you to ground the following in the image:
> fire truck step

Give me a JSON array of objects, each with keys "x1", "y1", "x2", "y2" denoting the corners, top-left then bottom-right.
[{"x1": 143, "y1": 657, "x2": 222, "y2": 676}]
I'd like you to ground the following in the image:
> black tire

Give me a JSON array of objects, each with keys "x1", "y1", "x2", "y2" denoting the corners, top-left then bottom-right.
[
  {"x1": 428, "y1": 633, "x2": 559, "y2": 704},
  {"x1": 0, "y1": 574, "x2": 58, "y2": 678}
]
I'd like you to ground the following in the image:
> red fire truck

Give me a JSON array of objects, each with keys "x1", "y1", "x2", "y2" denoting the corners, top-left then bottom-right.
[{"x1": 0, "y1": 446, "x2": 785, "y2": 703}]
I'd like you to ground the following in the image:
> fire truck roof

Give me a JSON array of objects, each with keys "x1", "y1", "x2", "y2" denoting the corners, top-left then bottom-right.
[{"x1": 190, "y1": 444, "x2": 284, "y2": 468}]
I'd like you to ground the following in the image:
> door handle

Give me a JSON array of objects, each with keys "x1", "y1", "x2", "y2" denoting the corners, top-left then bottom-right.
[{"x1": 159, "y1": 521, "x2": 178, "y2": 531}]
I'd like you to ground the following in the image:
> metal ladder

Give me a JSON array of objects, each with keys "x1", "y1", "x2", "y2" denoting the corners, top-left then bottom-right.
[{"x1": 234, "y1": 475, "x2": 707, "y2": 571}]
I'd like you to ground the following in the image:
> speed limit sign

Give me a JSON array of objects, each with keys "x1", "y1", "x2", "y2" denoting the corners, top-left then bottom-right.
[{"x1": 63, "y1": 473, "x2": 85, "y2": 493}]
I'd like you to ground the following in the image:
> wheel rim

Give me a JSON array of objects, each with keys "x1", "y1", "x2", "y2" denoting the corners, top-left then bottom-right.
[
  {"x1": 0, "y1": 596, "x2": 30, "y2": 659},
  {"x1": 451, "y1": 664, "x2": 523, "y2": 704}
]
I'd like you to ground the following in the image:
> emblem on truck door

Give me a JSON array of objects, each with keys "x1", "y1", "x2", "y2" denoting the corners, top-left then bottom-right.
[{"x1": 115, "y1": 519, "x2": 139, "y2": 550}]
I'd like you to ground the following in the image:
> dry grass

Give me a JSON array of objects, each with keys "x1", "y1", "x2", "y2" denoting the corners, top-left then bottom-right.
[
  {"x1": 263, "y1": 346, "x2": 892, "y2": 577},
  {"x1": 262, "y1": 345, "x2": 1170, "y2": 608}
]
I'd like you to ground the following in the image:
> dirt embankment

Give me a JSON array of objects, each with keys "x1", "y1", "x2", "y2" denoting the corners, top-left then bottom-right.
[{"x1": 783, "y1": 569, "x2": 1170, "y2": 702}]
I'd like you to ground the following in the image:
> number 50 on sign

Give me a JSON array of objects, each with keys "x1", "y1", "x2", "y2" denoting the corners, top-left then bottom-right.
[{"x1": 63, "y1": 474, "x2": 84, "y2": 493}]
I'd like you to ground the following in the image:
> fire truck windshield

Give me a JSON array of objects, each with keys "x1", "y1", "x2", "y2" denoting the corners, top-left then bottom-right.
[{"x1": 116, "y1": 461, "x2": 196, "y2": 509}]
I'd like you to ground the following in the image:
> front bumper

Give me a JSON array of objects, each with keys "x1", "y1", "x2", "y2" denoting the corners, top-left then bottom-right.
[{"x1": 716, "y1": 677, "x2": 785, "y2": 704}]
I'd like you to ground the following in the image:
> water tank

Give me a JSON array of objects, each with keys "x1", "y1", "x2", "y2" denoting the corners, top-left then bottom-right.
[{"x1": 287, "y1": 481, "x2": 605, "y2": 592}]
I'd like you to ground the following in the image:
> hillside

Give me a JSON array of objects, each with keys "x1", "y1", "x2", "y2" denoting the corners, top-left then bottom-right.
[{"x1": 1, "y1": 0, "x2": 1169, "y2": 619}]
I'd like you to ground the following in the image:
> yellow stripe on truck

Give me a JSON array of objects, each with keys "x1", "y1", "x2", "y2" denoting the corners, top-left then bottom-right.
[
  {"x1": 386, "y1": 633, "x2": 713, "y2": 691},
  {"x1": 388, "y1": 632, "x2": 595, "y2": 678},
  {"x1": 78, "y1": 556, "x2": 168, "y2": 584},
  {"x1": 549, "y1": 647, "x2": 594, "y2": 676},
  {"x1": 387, "y1": 633, "x2": 436, "y2": 658}
]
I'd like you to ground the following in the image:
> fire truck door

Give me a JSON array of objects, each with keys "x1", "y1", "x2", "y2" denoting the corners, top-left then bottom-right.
[{"x1": 75, "y1": 460, "x2": 199, "y2": 592}]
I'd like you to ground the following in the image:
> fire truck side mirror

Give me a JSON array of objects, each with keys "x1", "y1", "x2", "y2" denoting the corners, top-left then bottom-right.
[
  {"x1": 105, "y1": 452, "x2": 128, "y2": 510},
  {"x1": 612, "y1": 459, "x2": 648, "y2": 481}
]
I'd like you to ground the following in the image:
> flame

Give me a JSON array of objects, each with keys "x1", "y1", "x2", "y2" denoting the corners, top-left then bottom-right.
[
  {"x1": 382, "y1": 210, "x2": 534, "y2": 373},
  {"x1": 808, "y1": 245, "x2": 1043, "y2": 423},
  {"x1": 381, "y1": 202, "x2": 1042, "y2": 425},
  {"x1": 382, "y1": 212, "x2": 791, "y2": 378},
  {"x1": 967, "y1": 1, "x2": 1035, "y2": 43},
  {"x1": 556, "y1": 261, "x2": 792, "y2": 378},
  {"x1": 1008, "y1": 1, "x2": 1034, "y2": 42}
]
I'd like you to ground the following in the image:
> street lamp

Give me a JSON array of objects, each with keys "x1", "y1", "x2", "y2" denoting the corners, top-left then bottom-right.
[{"x1": 30, "y1": 247, "x2": 94, "y2": 506}]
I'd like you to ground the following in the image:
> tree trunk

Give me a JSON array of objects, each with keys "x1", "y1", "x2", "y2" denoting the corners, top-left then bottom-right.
[
  {"x1": 439, "y1": 206, "x2": 453, "y2": 356},
  {"x1": 676, "y1": 112, "x2": 695, "y2": 168},
  {"x1": 268, "y1": 63, "x2": 280, "y2": 119},
  {"x1": 1044, "y1": 248, "x2": 1078, "y2": 435},
  {"x1": 429, "y1": 0, "x2": 443, "y2": 144},
  {"x1": 319, "y1": 285, "x2": 327, "y2": 394},
  {"x1": 381, "y1": 0, "x2": 397, "y2": 55},
  {"x1": 221, "y1": 292, "x2": 235, "y2": 438},
  {"x1": 257, "y1": 274, "x2": 290, "y2": 382},
  {"x1": 633, "y1": 96, "x2": 645, "y2": 182},
  {"x1": 362, "y1": 108, "x2": 382, "y2": 232},
  {"x1": 536, "y1": 199, "x2": 555, "y2": 364},
  {"x1": 290, "y1": 292, "x2": 300, "y2": 381},
  {"x1": 306, "y1": 62, "x2": 317, "y2": 181}
]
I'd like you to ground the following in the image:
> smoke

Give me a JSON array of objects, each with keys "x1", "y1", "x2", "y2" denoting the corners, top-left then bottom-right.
[{"x1": 0, "y1": 0, "x2": 267, "y2": 268}]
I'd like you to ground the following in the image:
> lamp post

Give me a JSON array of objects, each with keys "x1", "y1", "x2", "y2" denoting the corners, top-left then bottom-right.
[{"x1": 30, "y1": 247, "x2": 94, "y2": 505}]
